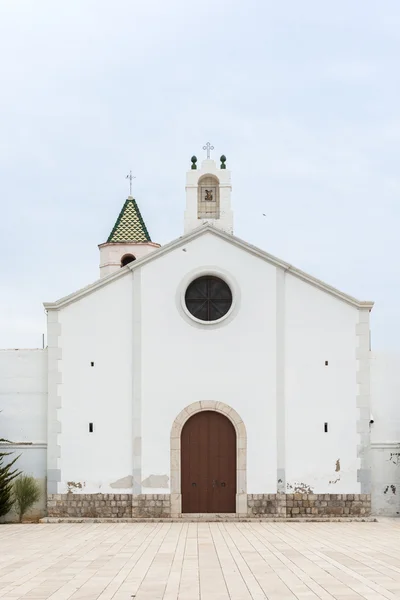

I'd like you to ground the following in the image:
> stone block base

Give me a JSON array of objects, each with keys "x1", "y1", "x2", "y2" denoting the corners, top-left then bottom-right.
[
  {"x1": 247, "y1": 494, "x2": 371, "y2": 518},
  {"x1": 247, "y1": 494, "x2": 286, "y2": 517},
  {"x1": 47, "y1": 494, "x2": 132, "y2": 518},
  {"x1": 47, "y1": 493, "x2": 371, "y2": 519},
  {"x1": 132, "y1": 495, "x2": 171, "y2": 518}
]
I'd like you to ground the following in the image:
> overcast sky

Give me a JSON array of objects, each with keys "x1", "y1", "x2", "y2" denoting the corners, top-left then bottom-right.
[{"x1": 0, "y1": 1, "x2": 399, "y2": 350}]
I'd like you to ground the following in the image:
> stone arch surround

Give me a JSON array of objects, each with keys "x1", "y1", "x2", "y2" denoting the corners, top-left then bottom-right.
[{"x1": 170, "y1": 401, "x2": 248, "y2": 516}]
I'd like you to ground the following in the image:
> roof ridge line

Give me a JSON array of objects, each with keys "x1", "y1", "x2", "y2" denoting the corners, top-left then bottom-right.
[{"x1": 44, "y1": 224, "x2": 374, "y2": 311}]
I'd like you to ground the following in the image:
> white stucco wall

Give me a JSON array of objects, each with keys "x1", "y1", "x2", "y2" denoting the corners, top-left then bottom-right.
[
  {"x1": 51, "y1": 229, "x2": 365, "y2": 501},
  {"x1": 0, "y1": 349, "x2": 47, "y2": 442},
  {"x1": 140, "y1": 232, "x2": 277, "y2": 494},
  {"x1": 139, "y1": 231, "x2": 362, "y2": 496},
  {"x1": 56, "y1": 274, "x2": 133, "y2": 493},
  {"x1": 370, "y1": 352, "x2": 400, "y2": 515},
  {"x1": 0, "y1": 349, "x2": 47, "y2": 519},
  {"x1": 284, "y1": 277, "x2": 360, "y2": 493}
]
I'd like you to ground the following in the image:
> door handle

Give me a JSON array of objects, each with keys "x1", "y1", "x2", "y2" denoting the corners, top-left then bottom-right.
[
  {"x1": 221, "y1": 482, "x2": 226, "y2": 487},
  {"x1": 192, "y1": 482, "x2": 196, "y2": 487}
]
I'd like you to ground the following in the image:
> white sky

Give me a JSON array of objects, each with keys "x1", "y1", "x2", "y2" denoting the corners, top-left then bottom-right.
[{"x1": 0, "y1": 0, "x2": 399, "y2": 349}]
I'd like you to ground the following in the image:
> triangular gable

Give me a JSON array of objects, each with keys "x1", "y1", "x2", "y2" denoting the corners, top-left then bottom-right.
[{"x1": 44, "y1": 224, "x2": 374, "y2": 310}]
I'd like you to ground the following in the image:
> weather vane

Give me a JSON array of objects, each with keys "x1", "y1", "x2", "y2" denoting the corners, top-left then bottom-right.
[
  {"x1": 126, "y1": 170, "x2": 136, "y2": 196},
  {"x1": 203, "y1": 142, "x2": 214, "y2": 159}
]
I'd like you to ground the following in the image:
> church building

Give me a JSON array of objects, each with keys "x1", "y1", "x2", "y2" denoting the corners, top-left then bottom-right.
[{"x1": 1, "y1": 151, "x2": 377, "y2": 519}]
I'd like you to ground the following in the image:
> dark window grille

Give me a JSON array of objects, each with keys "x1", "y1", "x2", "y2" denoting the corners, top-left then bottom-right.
[{"x1": 185, "y1": 276, "x2": 232, "y2": 322}]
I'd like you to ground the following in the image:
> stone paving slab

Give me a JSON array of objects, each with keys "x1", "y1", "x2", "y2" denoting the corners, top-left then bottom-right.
[{"x1": 0, "y1": 521, "x2": 399, "y2": 600}]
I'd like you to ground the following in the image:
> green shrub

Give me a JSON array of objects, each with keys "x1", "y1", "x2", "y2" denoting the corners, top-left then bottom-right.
[
  {"x1": 0, "y1": 445, "x2": 21, "y2": 518},
  {"x1": 13, "y1": 475, "x2": 41, "y2": 522}
]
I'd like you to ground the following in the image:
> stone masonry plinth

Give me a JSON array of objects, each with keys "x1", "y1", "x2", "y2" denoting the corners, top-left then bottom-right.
[
  {"x1": 47, "y1": 494, "x2": 132, "y2": 518},
  {"x1": 247, "y1": 494, "x2": 371, "y2": 517},
  {"x1": 47, "y1": 493, "x2": 371, "y2": 519},
  {"x1": 132, "y1": 495, "x2": 171, "y2": 518},
  {"x1": 247, "y1": 494, "x2": 286, "y2": 517},
  {"x1": 284, "y1": 493, "x2": 371, "y2": 517}
]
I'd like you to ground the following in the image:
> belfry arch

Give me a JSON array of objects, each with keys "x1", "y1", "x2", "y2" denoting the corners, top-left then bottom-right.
[{"x1": 197, "y1": 174, "x2": 220, "y2": 219}]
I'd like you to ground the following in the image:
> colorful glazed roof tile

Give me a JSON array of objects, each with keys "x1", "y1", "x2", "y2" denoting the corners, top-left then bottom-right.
[{"x1": 107, "y1": 197, "x2": 151, "y2": 243}]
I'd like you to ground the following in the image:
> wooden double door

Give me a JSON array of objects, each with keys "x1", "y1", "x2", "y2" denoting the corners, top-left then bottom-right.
[{"x1": 181, "y1": 411, "x2": 236, "y2": 513}]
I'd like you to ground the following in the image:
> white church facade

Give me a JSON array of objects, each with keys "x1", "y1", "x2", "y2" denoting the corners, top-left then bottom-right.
[{"x1": 1, "y1": 153, "x2": 399, "y2": 519}]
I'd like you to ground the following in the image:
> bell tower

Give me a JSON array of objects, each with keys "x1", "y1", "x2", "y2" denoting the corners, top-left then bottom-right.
[
  {"x1": 184, "y1": 145, "x2": 233, "y2": 235},
  {"x1": 98, "y1": 195, "x2": 159, "y2": 278}
]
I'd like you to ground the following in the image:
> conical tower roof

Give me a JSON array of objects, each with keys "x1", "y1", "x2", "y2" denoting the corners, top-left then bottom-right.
[{"x1": 107, "y1": 196, "x2": 151, "y2": 243}]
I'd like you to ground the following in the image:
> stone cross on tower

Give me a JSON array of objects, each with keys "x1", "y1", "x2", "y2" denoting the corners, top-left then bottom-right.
[
  {"x1": 126, "y1": 170, "x2": 136, "y2": 197},
  {"x1": 203, "y1": 142, "x2": 214, "y2": 159}
]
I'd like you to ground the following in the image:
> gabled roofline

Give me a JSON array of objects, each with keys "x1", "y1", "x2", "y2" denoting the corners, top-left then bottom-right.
[{"x1": 44, "y1": 224, "x2": 374, "y2": 310}]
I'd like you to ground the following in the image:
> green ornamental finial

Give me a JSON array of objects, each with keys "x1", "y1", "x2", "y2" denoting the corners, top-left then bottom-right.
[
  {"x1": 191, "y1": 156, "x2": 197, "y2": 170},
  {"x1": 220, "y1": 155, "x2": 227, "y2": 169}
]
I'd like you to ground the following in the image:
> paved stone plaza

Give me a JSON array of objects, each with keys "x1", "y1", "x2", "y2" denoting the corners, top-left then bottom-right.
[{"x1": 0, "y1": 521, "x2": 399, "y2": 600}]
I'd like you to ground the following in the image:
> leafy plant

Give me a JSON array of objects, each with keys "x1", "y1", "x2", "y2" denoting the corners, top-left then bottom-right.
[
  {"x1": 0, "y1": 410, "x2": 21, "y2": 519},
  {"x1": 0, "y1": 445, "x2": 21, "y2": 518},
  {"x1": 13, "y1": 475, "x2": 41, "y2": 523}
]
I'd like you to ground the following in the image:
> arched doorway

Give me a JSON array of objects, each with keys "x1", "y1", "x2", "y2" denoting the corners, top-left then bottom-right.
[{"x1": 181, "y1": 411, "x2": 236, "y2": 513}]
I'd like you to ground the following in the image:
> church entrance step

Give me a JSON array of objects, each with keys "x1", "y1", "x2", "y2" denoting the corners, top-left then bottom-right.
[{"x1": 40, "y1": 516, "x2": 378, "y2": 524}]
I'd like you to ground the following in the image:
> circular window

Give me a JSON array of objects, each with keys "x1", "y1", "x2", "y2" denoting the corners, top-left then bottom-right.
[{"x1": 185, "y1": 276, "x2": 232, "y2": 322}]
